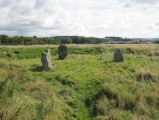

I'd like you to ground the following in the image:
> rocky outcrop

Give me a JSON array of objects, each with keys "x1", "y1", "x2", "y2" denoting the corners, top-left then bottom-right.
[
  {"x1": 58, "y1": 44, "x2": 68, "y2": 60},
  {"x1": 41, "y1": 49, "x2": 53, "y2": 70},
  {"x1": 114, "y1": 48, "x2": 125, "y2": 62}
]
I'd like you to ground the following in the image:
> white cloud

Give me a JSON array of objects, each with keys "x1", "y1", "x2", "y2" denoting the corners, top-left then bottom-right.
[
  {"x1": 147, "y1": 21, "x2": 159, "y2": 30},
  {"x1": 0, "y1": 0, "x2": 89, "y2": 37},
  {"x1": 154, "y1": 21, "x2": 159, "y2": 26},
  {"x1": 124, "y1": 0, "x2": 159, "y2": 7},
  {"x1": 123, "y1": 0, "x2": 159, "y2": 12},
  {"x1": 0, "y1": 0, "x2": 159, "y2": 38}
]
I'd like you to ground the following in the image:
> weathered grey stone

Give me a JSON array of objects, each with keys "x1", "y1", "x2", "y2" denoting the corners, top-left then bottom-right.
[
  {"x1": 41, "y1": 49, "x2": 53, "y2": 70},
  {"x1": 114, "y1": 48, "x2": 125, "y2": 62},
  {"x1": 58, "y1": 44, "x2": 68, "y2": 60}
]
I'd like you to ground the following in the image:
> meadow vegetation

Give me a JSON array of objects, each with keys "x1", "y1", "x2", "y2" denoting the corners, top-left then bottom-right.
[{"x1": 0, "y1": 44, "x2": 159, "y2": 120}]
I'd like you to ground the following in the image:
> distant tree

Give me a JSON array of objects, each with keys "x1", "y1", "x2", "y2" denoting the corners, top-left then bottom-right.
[
  {"x1": 24, "y1": 37, "x2": 32, "y2": 45},
  {"x1": 61, "y1": 37, "x2": 73, "y2": 44},
  {"x1": 0, "y1": 34, "x2": 9, "y2": 44},
  {"x1": 72, "y1": 36, "x2": 81, "y2": 44},
  {"x1": 154, "y1": 41, "x2": 159, "y2": 44},
  {"x1": 51, "y1": 37, "x2": 60, "y2": 44}
]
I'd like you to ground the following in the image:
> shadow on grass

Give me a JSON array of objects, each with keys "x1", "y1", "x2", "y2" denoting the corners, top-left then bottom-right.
[
  {"x1": 55, "y1": 57, "x2": 66, "y2": 60},
  {"x1": 30, "y1": 64, "x2": 43, "y2": 72},
  {"x1": 103, "y1": 60, "x2": 114, "y2": 64}
]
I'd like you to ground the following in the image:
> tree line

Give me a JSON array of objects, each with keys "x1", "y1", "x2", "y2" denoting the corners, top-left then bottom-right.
[
  {"x1": 0, "y1": 34, "x2": 106, "y2": 45},
  {"x1": 0, "y1": 34, "x2": 158, "y2": 45}
]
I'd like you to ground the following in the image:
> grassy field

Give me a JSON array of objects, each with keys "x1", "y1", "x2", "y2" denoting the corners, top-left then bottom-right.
[{"x1": 0, "y1": 44, "x2": 159, "y2": 120}]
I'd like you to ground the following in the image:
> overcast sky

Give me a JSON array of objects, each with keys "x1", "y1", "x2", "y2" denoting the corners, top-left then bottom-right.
[{"x1": 0, "y1": 0, "x2": 159, "y2": 38}]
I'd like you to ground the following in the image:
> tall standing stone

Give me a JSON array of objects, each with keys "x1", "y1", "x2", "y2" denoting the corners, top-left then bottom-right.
[
  {"x1": 114, "y1": 48, "x2": 125, "y2": 62},
  {"x1": 58, "y1": 44, "x2": 68, "y2": 60},
  {"x1": 41, "y1": 49, "x2": 53, "y2": 70}
]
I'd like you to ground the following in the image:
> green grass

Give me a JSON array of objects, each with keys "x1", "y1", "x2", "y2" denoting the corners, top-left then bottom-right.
[{"x1": 0, "y1": 44, "x2": 159, "y2": 120}]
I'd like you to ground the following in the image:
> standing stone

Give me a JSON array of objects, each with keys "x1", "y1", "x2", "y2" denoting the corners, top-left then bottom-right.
[
  {"x1": 58, "y1": 44, "x2": 68, "y2": 60},
  {"x1": 114, "y1": 48, "x2": 125, "y2": 62},
  {"x1": 41, "y1": 49, "x2": 53, "y2": 70}
]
